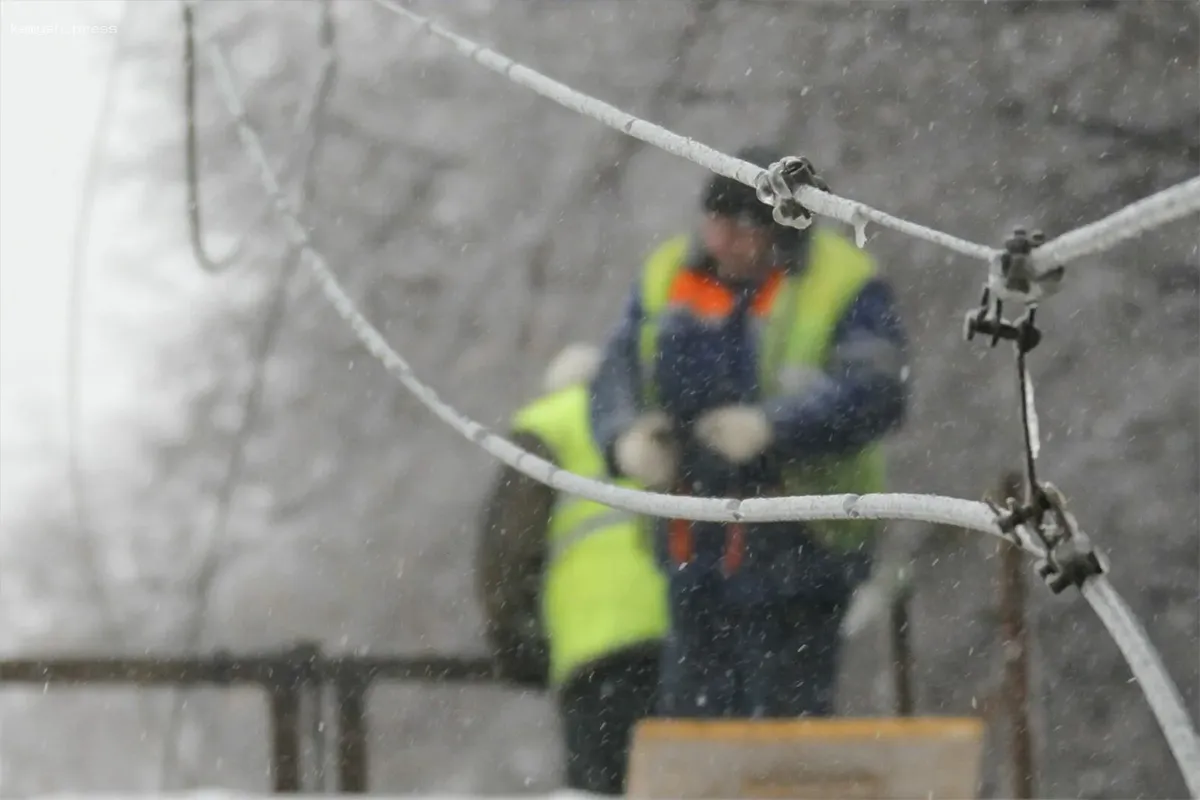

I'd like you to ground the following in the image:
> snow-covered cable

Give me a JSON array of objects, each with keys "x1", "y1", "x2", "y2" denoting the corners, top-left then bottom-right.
[
  {"x1": 1034, "y1": 174, "x2": 1200, "y2": 269},
  {"x1": 200, "y1": 38, "x2": 1031, "y2": 545},
  {"x1": 1081, "y1": 577, "x2": 1200, "y2": 798},
  {"x1": 367, "y1": 0, "x2": 997, "y2": 263},
  {"x1": 373, "y1": 0, "x2": 1200, "y2": 273}
]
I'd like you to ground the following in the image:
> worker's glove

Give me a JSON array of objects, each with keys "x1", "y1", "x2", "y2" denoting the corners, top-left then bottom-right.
[
  {"x1": 694, "y1": 404, "x2": 773, "y2": 464},
  {"x1": 614, "y1": 411, "x2": 678, "y2": 490}
]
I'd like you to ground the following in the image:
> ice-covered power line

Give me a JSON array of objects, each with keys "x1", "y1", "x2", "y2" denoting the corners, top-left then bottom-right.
[
  {"x1": 368, "y1": 0, "x2": 1000, "y2": 263},
  {"x1": 370, "y1": 0, "x2": 1198, "y2": 275},
  {"x1": 1033, "y1": 175, "x2": 1200, "y2": 269}
]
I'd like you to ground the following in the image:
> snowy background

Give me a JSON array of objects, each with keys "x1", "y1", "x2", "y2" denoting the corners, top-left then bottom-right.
[{"x1": 1, "y1": 0, "x2": 1197, "y2": 797}]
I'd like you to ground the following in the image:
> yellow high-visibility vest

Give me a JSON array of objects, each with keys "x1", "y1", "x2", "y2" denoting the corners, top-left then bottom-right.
[
  {"x1": 511, "y1": 385, "x2": 669, "y2": 688},
  {"x1": 635, "y1": 228, "x2": 888, "y2": 551}
]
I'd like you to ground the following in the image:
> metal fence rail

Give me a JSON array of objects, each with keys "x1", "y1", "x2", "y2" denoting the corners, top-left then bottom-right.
[
  {"x1": 0, "y1": 644, "x2": 499, "y2": 793},
  {"x1": 0, "y1": 625, "x2": 919, "y2": 792}
]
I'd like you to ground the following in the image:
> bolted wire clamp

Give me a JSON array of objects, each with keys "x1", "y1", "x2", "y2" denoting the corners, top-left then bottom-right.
[
  {"x1": 989, "y1": 482, "x2": 1109, "y2": 595},
  {"x1": 755, "y1": 156, "x2": 830, "y2": 230},
  {"x1": 963, "y1": 292, "x2": 1043, "y2": 352},
  {"x1": 993, "y1": 227, "x2": 1065, "y2": 305},
  {"x1": 963, "y1": 227, "x2": 1063, "y2": 351}
]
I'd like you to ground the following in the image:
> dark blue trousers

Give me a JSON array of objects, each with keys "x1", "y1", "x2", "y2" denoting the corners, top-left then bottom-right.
[{"x1": 653, "y1": 521, "x2": 869, "y2": 718}]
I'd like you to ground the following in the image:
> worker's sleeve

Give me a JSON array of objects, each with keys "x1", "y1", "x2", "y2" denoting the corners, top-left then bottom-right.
[
  {"x1": 762, "y1": 277, "x2": 910, "y2": 461},
  {"x1": 474, "y1": 430, "x2": 556, "y2": 688},
  {"x1": 589, "y1": 284, "x2": 647, "y2": 476}
]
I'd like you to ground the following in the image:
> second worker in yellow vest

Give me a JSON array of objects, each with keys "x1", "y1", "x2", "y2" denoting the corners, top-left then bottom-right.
[
  {"x1": 475, "y1": 343, "x2": 668, "y2": 795},
  {"x1": 589, "y1": 144, "x2": 912, "y2": 718}
]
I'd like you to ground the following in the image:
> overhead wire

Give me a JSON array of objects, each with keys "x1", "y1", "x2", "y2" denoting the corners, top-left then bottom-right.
[
  {"x1": 181, "y1": 0, "x2": 341, "y2": 274},
  {"x1": 368, "y1": 0, "x2": 1000, "y2": 263},
  {"x1": 371, "y1": 0, "x2": 1200, "y2": 276},
  {"x1": 1031, "y1": 175, "x2": 1200, "y2": 269},
  {"x1": 183, "y1": 0, "x2": 240, "y2": 272}
]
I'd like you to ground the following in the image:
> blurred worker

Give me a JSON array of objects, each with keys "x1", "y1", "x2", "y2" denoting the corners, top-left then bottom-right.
[
  {"x1": 588, "y1": 144, "x2": 911, "y2": 718},
  {"x1": 475, "y1": 343, "x2": 669, "y2": 795}
]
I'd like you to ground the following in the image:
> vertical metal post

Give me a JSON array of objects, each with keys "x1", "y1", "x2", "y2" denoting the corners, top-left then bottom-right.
[
  {"x1": 998, "y1": 469, "x2": 1035, "y2": 799},
  {"x1": 336, "y1": 676, "x2": 369, "y2": 793},
  {"x1": 270, "y1": 685, "x2": 303, "y2": 793},
  {"x1": 889, "y1": 585, "x2": 915, "y2": 716},
  {"x1": 307, "y1": 681, "x2": 328, "y2": 792}
]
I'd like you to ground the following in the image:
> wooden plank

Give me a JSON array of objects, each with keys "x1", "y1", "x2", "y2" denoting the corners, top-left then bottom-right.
[{"x1": 627, "y1": 717, "x2": 985, "y2": 799}]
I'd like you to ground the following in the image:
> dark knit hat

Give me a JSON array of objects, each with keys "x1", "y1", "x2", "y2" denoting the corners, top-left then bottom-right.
[{"x1": 700, "y1": 144, "x2": 786, "y2": 227}]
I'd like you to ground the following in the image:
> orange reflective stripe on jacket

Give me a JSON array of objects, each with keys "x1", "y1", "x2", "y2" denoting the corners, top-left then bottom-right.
[
  {"x1": 722, "y1": 523, "x2": 746, "y2": 576},
  {"x1": 665, "y1": 267, "x2": 786, "y2": 320},
  {"x1": 668, "y1": 516, "x2": 747, "y2": 575},
  {"x1": 668, "y1": 517, "x2": 694, "y2": 565}
]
